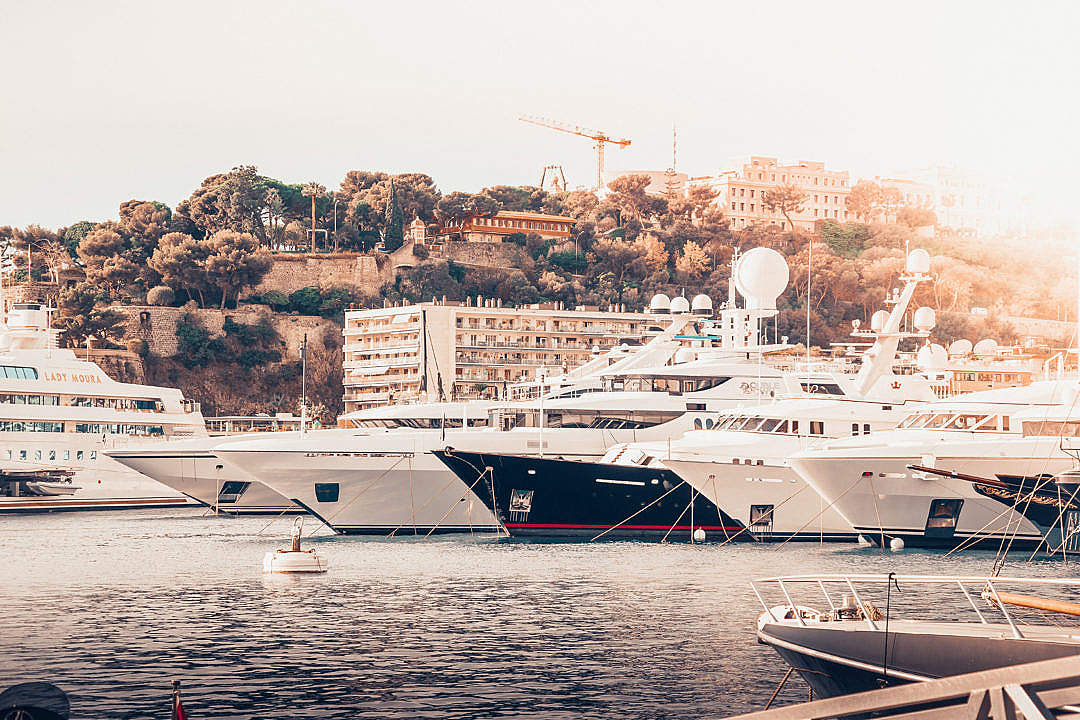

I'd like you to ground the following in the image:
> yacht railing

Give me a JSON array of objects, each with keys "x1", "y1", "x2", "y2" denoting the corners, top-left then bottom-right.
[{"x1": 751, "y1": 574, "x2": 1080, "y2": 640}]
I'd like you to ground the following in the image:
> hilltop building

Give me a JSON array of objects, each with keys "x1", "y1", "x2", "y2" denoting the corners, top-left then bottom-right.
[
  {"x1": 685, "y1": 157, "x2": 851, "y2": 231},
  {"x1": 341, "y1": 300, "x2": 674, "y2": 411},
  {"x1": 602, "y1": 169, "x2": 690, "y2": 197},
  {"x1": 437, "y1": 210, "x2": 575, "y2": 243}
]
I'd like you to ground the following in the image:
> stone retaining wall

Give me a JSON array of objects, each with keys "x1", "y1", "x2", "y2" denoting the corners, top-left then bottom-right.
[{"x1": 110, "y1": 305, "x2": 340, "y2": 359}]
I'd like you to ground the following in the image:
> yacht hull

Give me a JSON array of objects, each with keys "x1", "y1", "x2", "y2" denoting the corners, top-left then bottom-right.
[
  {"x1": 664, "y1": 457, "x2": 855, "y2": 541},
  {"x1": 789, "y1": 453, "x2": 1054, "y2": 550},
  {"x1": 433, "y1": 450, "x2": 744, "y2": 540},
  {"x1": 758, "y1": 619, "x2": 1080, "y2": 699},
  {"x1": 218, "y1": 448, "x2": 499, "y2": 534},
  {"x1": 106, "y1": 448, "x2": 299, "y2": 515}
]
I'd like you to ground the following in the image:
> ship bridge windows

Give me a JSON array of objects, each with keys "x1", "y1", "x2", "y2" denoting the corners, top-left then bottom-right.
[
  {"x1": 0, "y1": 394, "x2": 60, "y2": 405},
  {"x1": 0, "y1": 366, "x2": 38, "y2": 380},
  {"x1": 899, "y1": 412, "x2": 1004, "y2": 432},
  {"x1": 614, "y1": 375, "x2": 731, "y2": 394},
  {"x1": 72, "y1": 423, "x2": 165, "y2": 436},
  {"x1": 0, "y1": 421, "x2": 64, "y2": 432},
  {"x1": 1022, "y1": 420, "x2": 1080, "y2": 437},
  {"x1": 709, "y1": 414, "x2": 798, "y2": 435}
]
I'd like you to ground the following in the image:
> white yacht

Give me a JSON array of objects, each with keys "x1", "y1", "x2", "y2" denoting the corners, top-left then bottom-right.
[
  {"x1": 787, "y1": 378, "x2": 1080, "y2": 549},
  {"x1": 216, "y1": 247, "x2": 801, "y2": 535},
  {"x1": 0, "y1": 302, "x2": 206, "y2": 511},
  {"x1": 104, "y1": 341, "x2": 647, "y2": 514},
  {"x1": 430, "y1": 250, "x2": 937, "y2": 540}
]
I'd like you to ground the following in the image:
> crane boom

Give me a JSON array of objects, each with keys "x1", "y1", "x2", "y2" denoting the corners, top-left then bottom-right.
[{"x1": 518, "y1": 114, "x2": 630, "y2": 191}]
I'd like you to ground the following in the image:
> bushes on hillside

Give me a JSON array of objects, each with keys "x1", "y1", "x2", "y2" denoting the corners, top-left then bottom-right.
[
  {"x1": 147, "y1": 285, "x2": 175, "y2": 306},
  {"x1": 176, "y1": 314, "x2": 282, "y2": 369}
]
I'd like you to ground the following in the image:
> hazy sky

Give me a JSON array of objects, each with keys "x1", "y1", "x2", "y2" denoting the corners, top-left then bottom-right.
[{"x1": 2, "y1": 0, "x2": 1078, "y2": 229}]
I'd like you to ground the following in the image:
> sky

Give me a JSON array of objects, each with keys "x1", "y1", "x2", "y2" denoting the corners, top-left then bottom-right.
[{"x1": 2, "y1": 0, "x2": 1078, "y2": 231}]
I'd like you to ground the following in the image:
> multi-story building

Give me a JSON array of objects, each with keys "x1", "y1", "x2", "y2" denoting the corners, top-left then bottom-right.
[
  {"x1": 723, "y1": 156, "x2": 851, "y2": 231},
  {"x1": 437, "y1": 210, "x2": 575, "y2": 243},
  {"x1": 341, "y1": 300, "x2": 674, "y2": 412}
]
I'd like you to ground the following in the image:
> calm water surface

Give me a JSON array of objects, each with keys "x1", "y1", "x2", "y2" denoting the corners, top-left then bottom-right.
[{"x1": 2, "y1": 508, "x2": 1073, "y2": 719}]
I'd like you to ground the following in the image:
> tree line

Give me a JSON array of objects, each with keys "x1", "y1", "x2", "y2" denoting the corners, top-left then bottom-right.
[{"x1": 0, "y1": 166, "x2": 1073, "y2": 351}]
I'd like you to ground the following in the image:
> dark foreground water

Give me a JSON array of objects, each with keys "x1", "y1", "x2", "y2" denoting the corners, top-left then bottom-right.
[{"x1": 2, "y1": 508, "x2": 1075, "y2": 719}]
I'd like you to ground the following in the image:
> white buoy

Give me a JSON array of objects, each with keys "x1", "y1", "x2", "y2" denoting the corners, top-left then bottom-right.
[
  {"x1": 857, "y1": 534, "x2": 872, "y2": 547},
  {"x1": 889, "y1": 537, "x2": 905, "y2": 552},
  {"x1": 693, "y1": 527, "x2": 706, "y2": 543},
  {"x1": 263, "y1": 517, "x2": 328, "y2": 573}
]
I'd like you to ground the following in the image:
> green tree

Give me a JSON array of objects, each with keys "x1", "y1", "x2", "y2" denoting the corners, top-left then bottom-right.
[
  {"x1": 202, "y1": 230, "x2": 272, "y2": 308},
  {"x1": 761, "y1": 184, "x2": 807, "y2": 232},
  {"x1": 845, "y1": 181, "x2": 882, "y2": 222},
  {"x1": 148, "y1": 232, "x2": 211, "y2": 306},
  {"x1": 435, "y1": 192, "x2": 500, "y2": 239},
  {"x1": 383, "y1": 180, "x2": 405, "y2": 252},
  {"x1": 606, "y1": 174, "x2": 667, "y2": 225},
  {"x1": 55, "y1": 282, "x2": 126, "y2": 347}
]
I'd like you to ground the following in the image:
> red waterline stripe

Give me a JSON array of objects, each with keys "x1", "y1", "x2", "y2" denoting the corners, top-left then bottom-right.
[{"x1": 504, "y1": 523, "x2": 743, "y2": 530}]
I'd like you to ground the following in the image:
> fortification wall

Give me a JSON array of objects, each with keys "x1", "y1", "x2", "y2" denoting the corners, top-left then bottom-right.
[
  {"x1": 110, "y1": 305, "x2": 340, "y2": 359},
  {"x1": 251, "y1": 254, "x2": 393, "y2": 296}
]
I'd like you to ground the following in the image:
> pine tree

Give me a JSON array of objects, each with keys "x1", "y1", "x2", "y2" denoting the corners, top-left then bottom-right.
[{"x1": 383, "y1": 180, "x2": 405, "y2": 252}]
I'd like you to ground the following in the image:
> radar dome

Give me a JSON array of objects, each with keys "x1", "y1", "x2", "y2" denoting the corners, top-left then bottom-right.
[
  {"x1": 870, "y1": 310, "x2": 890, "y2": 333},
  {"x1": 913, "y1": 306, "x2": 936, "y2": 331},
  {"x1": 973, "y1": 338, "x2": 999, "y2": 357},
  {"x1": 691, "y1": 294, "x2": 713, "y2": 316},
  {"x1": 670, "y1": 296, "x2": 691, "y2": 314},
  {"x1": 948, "y1": 339, "x2": 973, "y2": 356},
  {"x1": 734, "y1": 247, "x2": 789, "y2": 310},
  {"x1": 649, "y1": 293, "x2": 671, "y2": 314},
  {"x1": 906, "y1": 248, "x2": 931, "y2": 275}
]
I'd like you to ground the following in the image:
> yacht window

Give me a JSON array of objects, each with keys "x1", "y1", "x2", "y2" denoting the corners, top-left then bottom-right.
[
  {"x1": 899, "y1": 413, "x2": 925, "y2": 429},
  {"x1": 77, "y1": 451, "x2": 83, "y2": 461},
  {"x1": 801, "y1": 382, "x2": 845, "y2": 396},
  {"x1": 1002, "y1": 416, "x2": 1010, "y2": 431},
  {"x1": 774, "y1": 420, "x2": 789, "y2": 434},
  {"x1": 705, "y1": 418, "x2": 714, "y2": 429},
  {"x1": 48, "y1": 450, "x2": 55, "y2": 461},
  {"x1": 790, "y1": 420, "x2": 799, "y2": 434},
  {"x1": 759, "y1": 418, "x2": 781, "y2": 433},
  {"x1": 89, "y1": 451, "x2": 96, "y2": 461},
  {"x1": 19, "y1": 450, "x2": 26, "y2": 460},
  {"x1": 34, "y1": 450, "x2": 41, "y2": 461},
  {"x1": 0, "y1": 366, "x2": 38, "y2": 379},
  {"x1": 810, "y1": 421, "x2": 825, "y2": 436},
  {"x1": 851, "y1": 423, "x2": 859, "y2": 436},
  {"x1": 743, "y1": 417, "x2": 766, "y2": 432},
  {"x1": 945, "y1": 414, "x2": 989, "y2": 431},
  {"x1": 1022, "y1": 420, "x2": 1080, "y2": 438},
  {"x1": 314, "y1": 483, "x2": 340, "y2": 503},
  {"x1": 863, "y1": 424, "x2": 871, "y2": 434},
  {"x1": 923, "y1": 413, "x2": 955, "y2": 429},
  {"x1": 63, "y1": 451, "x2": 70, "y2": 460},
  {"x1": 693, "y1": 418, "x2": 703, "y2": 430}
]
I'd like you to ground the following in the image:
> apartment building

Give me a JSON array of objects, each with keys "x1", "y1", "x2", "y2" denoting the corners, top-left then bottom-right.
[
  {"x1": 724, "y1": 156, "x2": 851, "y2": 231},
  {"x1": 342, "y1": 300, "x2": 673, "y2": 412}
]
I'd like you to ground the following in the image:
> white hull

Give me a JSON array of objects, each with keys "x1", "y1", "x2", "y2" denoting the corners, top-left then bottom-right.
[
  {"x1": 789, "y1": 437, "x2": 1067, "y2": 547},
  {"x1": 217, "y1": 426, "x2": 656, "y2": 534},
  {"x1": 666, "y1": 457, "x2": 854, "y2": 540},
  {"x1": 107, "y1": 445, "x2": 298, "y2": 515}
]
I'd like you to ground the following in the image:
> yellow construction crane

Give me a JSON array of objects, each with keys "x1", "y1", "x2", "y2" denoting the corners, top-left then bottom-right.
[{"x1": 518, "y1": 115, "x2": 631, "y2": 192}]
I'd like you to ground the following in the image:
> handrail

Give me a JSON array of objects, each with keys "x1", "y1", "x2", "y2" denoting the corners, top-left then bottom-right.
[{"x1": 754, "y1": 573, "x2": 1080, "y2": 586}]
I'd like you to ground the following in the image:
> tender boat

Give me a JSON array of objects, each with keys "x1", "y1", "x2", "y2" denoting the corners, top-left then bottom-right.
[{"x1": 753, "y1": 573, "x2": 1080, "y2": 699}]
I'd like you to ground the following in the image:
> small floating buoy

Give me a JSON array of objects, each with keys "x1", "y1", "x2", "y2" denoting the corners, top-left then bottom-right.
[
  {"x1": 693, "y1": 527, "x2": 706, "y2": 542},
  {"x1": 889, "y1": 537, "x2": 905, "y2": 552},
  {"x1": 263, "y1": 517, "x2": 328, "y2": 573},
  {"x1": 857, "y1": 534, "x2": 872, "y2": 547}
]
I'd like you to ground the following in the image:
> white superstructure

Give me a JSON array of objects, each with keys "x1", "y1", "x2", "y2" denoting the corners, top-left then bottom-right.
[{"x1": 0, "y1": 302, "x2": 207, "y2": 511}]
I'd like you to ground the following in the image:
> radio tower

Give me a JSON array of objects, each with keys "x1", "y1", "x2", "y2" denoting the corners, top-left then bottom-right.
[{"x1": 664, "y1": 123, "x2": 680, "y2": 198}]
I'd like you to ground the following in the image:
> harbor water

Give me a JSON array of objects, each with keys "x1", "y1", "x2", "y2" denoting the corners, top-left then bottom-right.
[{"x1": 2, "y1": 508, "x2": 1074, "y2": 719}]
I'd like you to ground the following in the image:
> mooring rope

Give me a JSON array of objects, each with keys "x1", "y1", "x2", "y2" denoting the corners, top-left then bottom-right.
[{"x1": 590, "y1": 480, "x2": 686, "y2": 542}]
